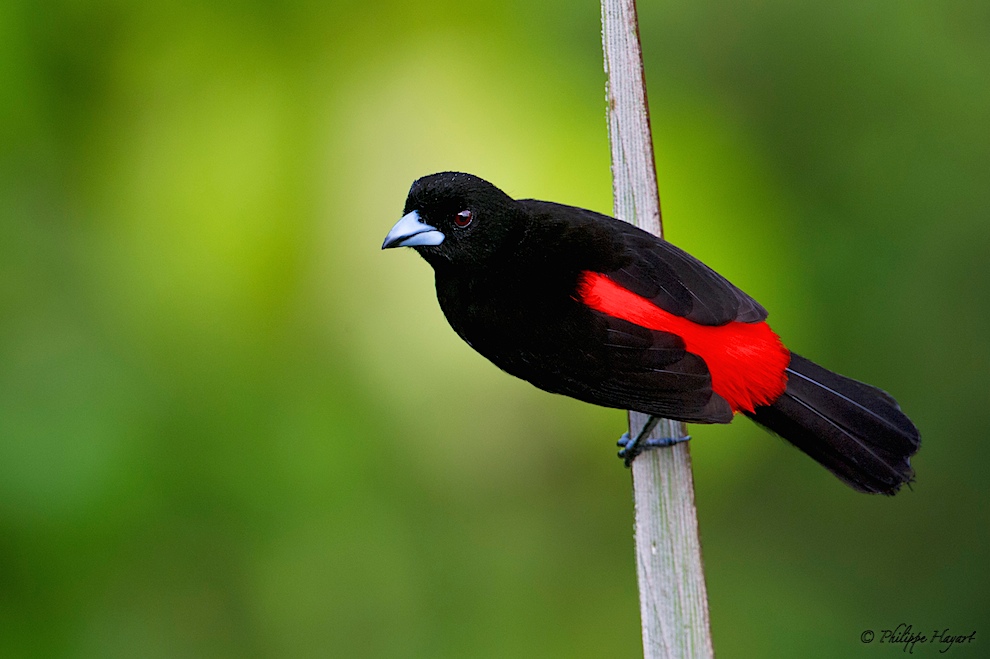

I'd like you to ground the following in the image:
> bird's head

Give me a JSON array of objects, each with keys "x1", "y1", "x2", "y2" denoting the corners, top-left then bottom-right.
[{"x1": 382, "y1": 172, "x2": 523, "y2": 267}]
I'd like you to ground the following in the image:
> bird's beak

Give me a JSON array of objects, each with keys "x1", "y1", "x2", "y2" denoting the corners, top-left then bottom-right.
[{"x1": 382, "y1": 211, "x2": 446, "y2": 249}]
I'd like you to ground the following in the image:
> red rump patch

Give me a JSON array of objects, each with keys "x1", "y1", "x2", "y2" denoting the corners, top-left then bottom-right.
[{"x1": 577, "y1": 271, "x2": 790, "y2": 413}]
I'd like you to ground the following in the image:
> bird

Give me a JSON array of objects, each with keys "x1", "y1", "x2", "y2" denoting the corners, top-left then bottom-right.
[{"x1": 382, "y1": 171, "x2": 920, "y2": 495}]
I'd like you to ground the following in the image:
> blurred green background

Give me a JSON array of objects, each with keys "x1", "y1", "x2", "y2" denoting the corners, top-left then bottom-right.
[{"x1": 1, "y1": 0, "x2": 987, "y2": 656}]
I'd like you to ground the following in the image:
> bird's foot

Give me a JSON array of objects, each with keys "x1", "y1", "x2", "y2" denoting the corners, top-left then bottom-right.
[{"x1": 616, "y1": 416, "x2": 691, "y2": 467}]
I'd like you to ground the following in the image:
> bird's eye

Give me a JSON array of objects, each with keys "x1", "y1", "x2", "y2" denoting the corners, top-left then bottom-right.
[{"x1": 454, "y1": 210, "x2": 473, "y2": 228}]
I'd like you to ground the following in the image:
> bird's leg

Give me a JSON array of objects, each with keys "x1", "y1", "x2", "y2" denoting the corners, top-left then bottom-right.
[{"x1": 617, "y1": 415, "x2": 691, "y2": 467}]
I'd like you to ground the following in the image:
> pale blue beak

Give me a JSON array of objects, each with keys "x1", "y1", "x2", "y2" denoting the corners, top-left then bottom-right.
[{"x1": 382, "y1": 211, "x2": 446, "y2": 249}]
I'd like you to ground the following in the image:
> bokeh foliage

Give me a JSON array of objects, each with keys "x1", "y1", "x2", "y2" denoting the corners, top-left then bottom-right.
[{"x1": 1, "y1": 0, "x2": 987, "y2": 656}]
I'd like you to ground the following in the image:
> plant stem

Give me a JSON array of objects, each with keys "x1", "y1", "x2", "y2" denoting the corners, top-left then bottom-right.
[{"x1": 600, "y1": 1, "x2": 715, "y2": 657}]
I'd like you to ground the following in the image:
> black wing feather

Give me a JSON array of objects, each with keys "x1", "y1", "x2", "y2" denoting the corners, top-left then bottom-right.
[
  {"x1": 563, "y1": 315, "x2": 734, "y2": 423},
  {"x1": 519, "y1": 200, "x2": 767, "y2": 326},
  {"x1": 610, "y1": 222, "x2": 767, "y2": 325}
]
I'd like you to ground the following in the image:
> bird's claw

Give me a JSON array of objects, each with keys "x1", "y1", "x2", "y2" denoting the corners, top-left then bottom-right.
[{"x1": 617, "y1": 431, "x2": 691, "y2": 467}]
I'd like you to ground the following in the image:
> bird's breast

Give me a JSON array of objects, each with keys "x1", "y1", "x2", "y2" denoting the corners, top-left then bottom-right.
[{"x1": 434, "y1": 267, "x2": 594, "y2": 368}]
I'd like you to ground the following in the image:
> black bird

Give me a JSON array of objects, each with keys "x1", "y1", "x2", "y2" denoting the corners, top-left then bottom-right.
[{"x1": 382, "y1": 172, "x2": 920, "y2": 494}]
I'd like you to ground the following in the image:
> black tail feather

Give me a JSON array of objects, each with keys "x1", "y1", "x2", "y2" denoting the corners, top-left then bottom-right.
[{"x1": 745, "y1": 353, "x2": 921, "y2": 495}]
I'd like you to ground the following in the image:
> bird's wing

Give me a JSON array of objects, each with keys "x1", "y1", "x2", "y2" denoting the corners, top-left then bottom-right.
[
  {"x1": 609, "y1": 223, "x2": 767, "y2": 325},
  {"x1": 537, "y1": 313, "x2": 734, "y2": 423},
  {"x1": 590, "y1": 314, "x2": 735, "y2": 422},
  {"x1": 520, "y1": 200, "x2": 767, "y2": 326}
]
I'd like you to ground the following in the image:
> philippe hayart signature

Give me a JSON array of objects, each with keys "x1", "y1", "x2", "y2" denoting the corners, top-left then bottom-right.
[{"x1": 861, "y1": 623, "x2": 977, "y2": 653}]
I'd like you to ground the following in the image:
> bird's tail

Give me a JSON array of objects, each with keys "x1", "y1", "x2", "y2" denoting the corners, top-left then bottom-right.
[{"x1": 745, "y1": 353, "x2": 921, "y2": 495}]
